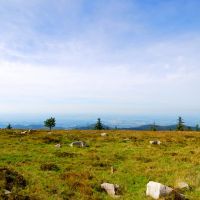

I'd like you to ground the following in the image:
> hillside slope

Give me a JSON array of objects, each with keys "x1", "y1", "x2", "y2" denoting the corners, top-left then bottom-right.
[{"x1": 0, "y1": 130, "x2": 199, "y2": 199}]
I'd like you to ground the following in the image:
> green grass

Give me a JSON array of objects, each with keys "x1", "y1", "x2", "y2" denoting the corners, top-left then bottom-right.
[{"x1": 1, "y1": 129, "x2": 200, "y2": 199}]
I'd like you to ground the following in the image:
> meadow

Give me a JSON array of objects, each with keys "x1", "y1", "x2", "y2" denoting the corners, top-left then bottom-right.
[{"x1": 1, "y1": 129, "x2": 200, "y2": 200}]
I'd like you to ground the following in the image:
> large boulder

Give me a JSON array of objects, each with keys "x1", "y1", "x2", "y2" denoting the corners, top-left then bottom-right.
[
  {"x1": 146, "y1": 181, "x2": 173, "y2": 199},
  {"x1": 146, "y1": 181, "x2": 186, "y2": 200}
]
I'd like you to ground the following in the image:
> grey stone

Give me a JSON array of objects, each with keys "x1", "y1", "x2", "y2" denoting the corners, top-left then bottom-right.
[
  {"x1": 4, "y1": 190, "x2": 11, "y2": 195},
  {"x1": 146, "y1": 181, "x2": 186, "y2": 200},
  {"x1": 101, "y1": 182, "x2": 120, "y2": 198},
  {"x1": 70, "y1": 141, "x2": 88, "y2": 147},
  {"x1": 55, "y1": 143, "x2": 61, "y2": 148},
  {"x1": 149, "y1": 140, "x2": 161, "y2": 145}
]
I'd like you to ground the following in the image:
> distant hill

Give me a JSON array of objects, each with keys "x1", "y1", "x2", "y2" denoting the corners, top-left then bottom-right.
[
  {"x1": 73, "y1": 123, "x2": 110, "y2": 130},
  {"x1": 74, "y1": 124, "x2": 196, "y2": 131},
  {"x1": 122, "y1": 124, "x2": 197, "y2": 131},
  {"x1": 0, "y1": 122, "x2": 196, "y2": 131},
  {"x1": 12, "y1": 124, "x2": 65, "y2": 130},
  {"x1": 126, "y1": 124, "x2": 177, "y2": 131}
]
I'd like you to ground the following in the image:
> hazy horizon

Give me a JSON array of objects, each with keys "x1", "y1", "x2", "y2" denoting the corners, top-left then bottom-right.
[
  {"x1": 0, "y1": 1, "x2": 200, "y2": 117},
  {"x1": 0, "y1": 113, "x2": 200, "y2": 128}
]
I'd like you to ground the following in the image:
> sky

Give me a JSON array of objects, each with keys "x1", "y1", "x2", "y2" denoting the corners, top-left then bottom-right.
[{"x1": 0, "y1": 0, "x2": 200, "y2": 121}]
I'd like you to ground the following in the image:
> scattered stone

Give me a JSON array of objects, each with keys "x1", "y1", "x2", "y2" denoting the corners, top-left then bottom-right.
[
  {"x1": 146, "y1": 181, "x2": 173, "y2": 199},
  {"x1": 21, "y1": 131, "x2": 28, "y2": 135},
  {"x1": 101, "y1": 182, "x2": 120, "y2": 198},
  {"x1": 55, "y1": 143, "x2": 61, "y2": 148},
  {"x1": 70, "y1": 141, "x2": 88, "y2": 147},
  {"x1": 149, "y1": 140, "x2": 161, "y2": 145},
  {"x1": 4, "y1": 189, "x2": 11, "y2": 195},
  {"x1": 123, "y1": 138, "x2": 130, "y2": 142},
  {"x1": 176, "y1": 181, "x2": 190, "y2": 190},
  {"x1": 101, "y1": 133, "x2": 107, "y2": 137},
  {"x1": 146, "y1": 181, "x2": 185, "y2": 200}
]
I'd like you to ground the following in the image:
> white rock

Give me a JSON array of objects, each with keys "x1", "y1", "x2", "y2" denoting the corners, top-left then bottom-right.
[
  {"x1": 21, "y1": 131, "x2": 27, "y2": 135},
  {"x1": 101, "y1": 183, "x2": 120, "y2": 198},
  {"x1": 70, "y1": 141, "x2": 87, "y2": 147},
  {"x1": 150, "y1": 140, "x2": 161, "y2": 145},
  {"x1": 123, "y1": 138, "x2": 130, "y2": 142},
  {"x1": 55, "y1": 143, "x2": 61, "y2": 148},
  {"x1": 4, "y1": 189, "x2": 11, "y2": 195},
  {"x1": 146, "y1": 181, "x2": 173, "y2": 199},
  {"x1": 101, "y1": 133, "x2": 107, "y2": 137}
]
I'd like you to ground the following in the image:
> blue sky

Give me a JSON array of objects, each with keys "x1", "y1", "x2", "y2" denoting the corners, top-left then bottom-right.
[{"x1": 0, "y1": 0, "x2": 200, "y2": 118}]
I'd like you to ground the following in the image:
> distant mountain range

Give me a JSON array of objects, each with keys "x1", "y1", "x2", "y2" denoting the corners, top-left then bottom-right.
[
  {"x1": 74, "y1": 124, "x2": 196, "y2": 131},
  {"x1": 0, "y1": 123, "x2": 196, "y2": 131},
  {"x1": 11, "y1": 124, "x2": 65, "y2": 130},
  {"x1": 124, "y1": 124, "x2": 177, "y2": 130},
  {"x1": 73, "y1": 123, "x2": 110, "y2": 130}
]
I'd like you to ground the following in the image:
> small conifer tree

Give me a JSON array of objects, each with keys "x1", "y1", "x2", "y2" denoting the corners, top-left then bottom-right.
[
  {"x1": 151, "y1": 122, "x2": 157, "y2": 131},
  {"x1": 176, "y1": 116, "x2": 185, "y2": 131},
  {"x1": 95, "y1": 118, "x2": 103, "y2": 130},
  {"x1": 7, "y1": 124, "x2": 12, "y2": 129}
]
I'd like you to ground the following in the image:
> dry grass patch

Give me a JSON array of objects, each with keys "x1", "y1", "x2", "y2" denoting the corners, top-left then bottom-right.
[{"x1": 40, "y1": 163, "x2": 60, "y2": 171}]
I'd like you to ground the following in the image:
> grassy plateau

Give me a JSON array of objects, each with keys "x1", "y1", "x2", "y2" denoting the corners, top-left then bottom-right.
[{"x1": 1, "y1": 129, "x2": 200, "y2": 199}]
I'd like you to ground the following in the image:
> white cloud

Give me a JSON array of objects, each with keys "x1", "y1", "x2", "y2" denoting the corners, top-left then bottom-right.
[{"x1": 0, "y1": 1, "x2": 200, "y2": 116}]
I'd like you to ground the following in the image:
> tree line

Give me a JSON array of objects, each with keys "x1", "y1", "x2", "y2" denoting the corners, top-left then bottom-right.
[
  {"x1": 151, "y1": 116, "x2": 200, "y2": 131},
  {"x1": 4, "y1": 116, "x2": 200, "y2": 131}
]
